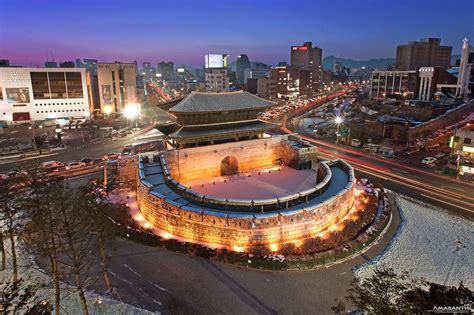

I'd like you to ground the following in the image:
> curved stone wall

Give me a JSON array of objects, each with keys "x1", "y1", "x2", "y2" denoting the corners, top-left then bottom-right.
[{"x1": 136, "y1": 158, "x2": 355, "y2": 249}]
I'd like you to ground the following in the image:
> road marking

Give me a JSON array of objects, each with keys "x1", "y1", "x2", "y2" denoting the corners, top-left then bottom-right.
[
  {"x1": 420, "y1": 194, "x2": 474, "y2": 214},
  {"x1": 346, "y1": 161, "x2": 474, "y2": 212}
]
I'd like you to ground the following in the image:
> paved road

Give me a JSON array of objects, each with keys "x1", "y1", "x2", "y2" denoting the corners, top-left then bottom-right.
[
  {"x1": 92, "y1": 196, "x2": 400, "y2": 315},
  {"x1": 285, "y1": 102, "x2": 474, "y2": 220}
]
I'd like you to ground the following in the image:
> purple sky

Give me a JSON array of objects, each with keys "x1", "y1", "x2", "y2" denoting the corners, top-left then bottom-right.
[{"x1": 1, "y1": 0, "x2": 473, "y2": 67}]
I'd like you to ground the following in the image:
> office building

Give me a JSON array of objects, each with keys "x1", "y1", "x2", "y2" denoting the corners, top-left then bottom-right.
[
  {"x1": 236, "y1": 54, "x2": 251, "y2": 85},
  {"x1": 370, "y1": 70, "x2": 418, "y2": 100},
  {"x1": 396, "y1": 38, "x2": 452, "y2": 70},
  {"x1": 290, "y1": 41, "x2": 323, "y2": 93},
  {"x1": 157, "y1": 62, "x2": 174, "y2": 80},
  {"x1": 97, "y1": 62, "x2": 137, "y2": 114},
  {"x1": 243, "y1": 67, "x2": 268, "y2": 85},
  {"x1": 0, "y1": 67, "x2": 90, "y2": 124},
  {"x1": 246, "y1": 77, "x2": 272, "y2": 99},
  {"x1": 205, "y1": 68, "x2": 229, "y2": 92},
  {"x1": 268, "y1": 66, "x2": 308, "y2": 99},
  {"x1": 291, "y1": 41, "x2": 322, "y2": 67},
  {"x1": 142, "y1": 62, "x2": 156, "y2": 82},
  {"x1": 333, "y1": 60, "x2": 343, "y2": 73}
]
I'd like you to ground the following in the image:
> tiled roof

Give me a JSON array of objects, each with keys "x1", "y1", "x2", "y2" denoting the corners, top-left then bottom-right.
[
  {"x1": 169, "y1": 90, "x2": 275, "y2": 113},
  {"x1": 169, "y1": 119, "x2": 278, "y2": 139}
]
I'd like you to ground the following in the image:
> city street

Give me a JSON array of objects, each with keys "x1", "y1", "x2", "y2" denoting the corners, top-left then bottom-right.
[
  {"x1": 87, "y1": 199, "x2": 401, "y2": 315},
  {"x1": 284, "y1": 98, "x2": 474, "y2": 219}
]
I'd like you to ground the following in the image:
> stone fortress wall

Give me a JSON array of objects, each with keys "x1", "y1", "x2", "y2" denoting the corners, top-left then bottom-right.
[{"x1": 136, "y1": 136, "x2": 356, "y2": 250}]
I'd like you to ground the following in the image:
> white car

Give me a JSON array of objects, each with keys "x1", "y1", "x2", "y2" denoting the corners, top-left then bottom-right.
[
  {"x1": 435, "y1": 152, "x2": 447, "y2": 159},
  {"x1": 421, "y1": 157, "x2": 437, "y2": 166}
]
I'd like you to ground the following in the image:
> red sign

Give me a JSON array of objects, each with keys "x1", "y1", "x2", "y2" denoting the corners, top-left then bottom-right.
[
  {"x1": 292, "y1": 46, "x2": 308, "y2": 51},
  {"x1": 12, "y1": 112, "x2": 31, "y2": 121}
]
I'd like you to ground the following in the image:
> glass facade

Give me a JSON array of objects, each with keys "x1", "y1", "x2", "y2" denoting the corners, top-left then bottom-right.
[
  {"x1": 48, "y1": 72, "x2": 68, "y2": 99},
  {"x1": 30, "y1": 71, "x2": 84, "y2": 100},
  {"x1": 31, "y1": 72, "x2": 50, "y2": 99},
  {"x1": 65, "y1": 72, "x2": 83, "y2": 98}
]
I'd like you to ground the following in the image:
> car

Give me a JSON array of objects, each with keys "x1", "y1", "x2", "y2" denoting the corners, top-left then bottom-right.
[
  {"x1": 92, "y1": 158, "x2": 104, "y2": 165},
  {"x1": 421, "y1": 157, "x2": 437, "y2": 166},
  {"x1": 42, "y1": 161, "x2": 64, "y2": 169},
  {"x1": 80, "y1": 158, "x2": 93, "y2": 166},
  {"x1": 65, "y1": 161, "x2": 81, "y2": 170},
  {"x1": 117, "y1": 131, "x2": 127, "y2": 137},
  {"x1": 435, "y1": 152, "x2": 447, "y2": 159},
  {"x1": 104, "y1": 153, "x2": 120, "y2": 160}
]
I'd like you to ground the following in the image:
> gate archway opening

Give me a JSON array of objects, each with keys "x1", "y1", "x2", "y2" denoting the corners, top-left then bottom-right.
[{"x1": 220, "y1": 156, "x2": 238, "y2": 176}]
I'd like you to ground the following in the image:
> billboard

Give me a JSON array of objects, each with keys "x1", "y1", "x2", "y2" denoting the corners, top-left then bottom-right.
[
  {"x1": 101, "y1": 85, "x2": 112, "y2": 104},
  {"x1": 6, "y1": 87, "x2": 30, "y2": 103},
  {"x1": 205, "y1": 54, "x2": 228, "y2": 68}
]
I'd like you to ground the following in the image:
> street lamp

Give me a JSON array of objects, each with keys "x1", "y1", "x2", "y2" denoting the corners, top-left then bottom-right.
[
  {"x1": 29, "y1": 124, "x2": 43, "y2": 150},
  {"x1": 124, "y1": 103, "x2": 140, "y2": 128},
  {"x1": 335, "y1": 116, "x2": 343, "y2": 144}
]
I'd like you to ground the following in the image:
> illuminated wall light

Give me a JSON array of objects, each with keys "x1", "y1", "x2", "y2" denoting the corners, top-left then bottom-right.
[
  {"x1": 269, "y1": 243, "x2": 279, "y2": 252},
  {"x1": 232, "y1": 245, "x2": 246, "y2": 253}
]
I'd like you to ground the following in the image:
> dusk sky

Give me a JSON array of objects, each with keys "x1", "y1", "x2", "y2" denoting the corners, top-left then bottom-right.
[{"x1": 1, "y1": 0, "x2": 473, "y2": 67}]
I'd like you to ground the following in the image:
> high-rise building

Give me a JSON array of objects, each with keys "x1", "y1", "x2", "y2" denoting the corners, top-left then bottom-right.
[
  {"x1": 290, "y1": 41, "x2": 323, "y2": 93},
  {"x1": 0, "y1": 60, "x2": 10, "y2": 67},
  {"x1": 236, "y1": 54, "x2": 251, "y2": 86},
  {"x1": 142, "y1": 62, "x2": 156, "y2": 81},
  {"x1": 268, "y1": 66, "x2": 308, "y2": 99},
  {"x1": 157, "y1": 62, "x2": 174, "y2": 80},
  {"x1": 44, "y1": 61, "x2": 58, "y2": 68},
  {"x1": 97, "y1": 62, "x2": 137, "y2": 114},
  {"x1": 0, "y1": 67, "x2": 90, "y2": 124},
  {"x1": 291, "y1": 41, "x2": 322, "y2": 68},
  {"x1": 76, "y1": 59, "x2": 100, "y2": 112},
  {"x1": 244, "y1": 67, "x2": 268, "y2": 85},
  {"x1": 205, "y1": 68, "x2": 229, "y2": 92},
  {"x1": 59, "y1": 61, "x2": 75, "y2": 68},
  {"x1": 396, "y1": 38, "x2": 452, "y2": 70},
  {"x1": 333, "y1": 60, "x2": 343, "y2": 73}
]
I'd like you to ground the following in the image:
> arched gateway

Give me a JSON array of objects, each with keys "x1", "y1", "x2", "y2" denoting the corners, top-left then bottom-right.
[{"x1": 220, "y1": 156, "x2": 238, "y2": 176}]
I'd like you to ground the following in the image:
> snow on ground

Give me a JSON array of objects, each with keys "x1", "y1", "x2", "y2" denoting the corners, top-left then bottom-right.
[
  {"x1": 355, "y1": 194, "x2": 474, "y2": 289},
  {"x1": 0, "y1": 237, "x2": 159, "y2": 314}
]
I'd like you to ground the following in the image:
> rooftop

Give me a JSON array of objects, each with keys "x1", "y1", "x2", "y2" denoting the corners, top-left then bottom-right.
[
  {"x1": 169, "y1": 119, "x2": 278, "y2": 139},
  {"x1": 169, "y1": 90, "x2": 275, "y2": 113}
]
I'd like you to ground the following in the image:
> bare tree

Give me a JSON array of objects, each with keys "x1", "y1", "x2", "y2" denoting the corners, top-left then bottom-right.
[
  {"x1": 0, "y1": 227, "x2": 5, "y2": 271},
  {"x1": 77, "y1": 179, "x2": 123, "y2": 294},
  {"x1": 0, "y1": 175, "x2": 27, "y2": 285},
  {"x1": 22, "y1": 174, "x2": 67, "y2": 315}
]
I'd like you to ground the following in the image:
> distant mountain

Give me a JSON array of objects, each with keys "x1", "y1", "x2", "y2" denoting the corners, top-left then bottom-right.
[{"x1": 323, "y1": 56, "x2": 395, "y2": 70}]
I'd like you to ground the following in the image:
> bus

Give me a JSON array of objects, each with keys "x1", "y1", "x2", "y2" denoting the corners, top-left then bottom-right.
[{"x1": 122, "y1": 139, "x2": 164, "y2": 155}]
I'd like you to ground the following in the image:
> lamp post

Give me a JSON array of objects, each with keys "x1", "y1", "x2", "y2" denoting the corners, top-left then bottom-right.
[
  {"x1": 29, "y1": 124, "x2": 43, "y2": 150},
  {"x1": 335, "y1": 116, "x2": 343, "y2": 144}
]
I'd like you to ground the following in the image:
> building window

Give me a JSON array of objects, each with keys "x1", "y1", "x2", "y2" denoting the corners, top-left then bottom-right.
[
  {"x1": 31, "y1": 72, "x2": 50, "y2": 99},
  {"x1": 49, "y1": 72, "x2": 68, "y2": 99}
]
